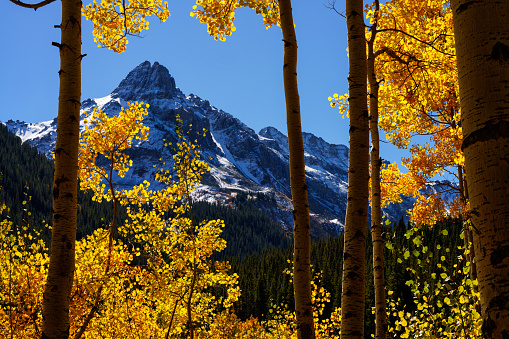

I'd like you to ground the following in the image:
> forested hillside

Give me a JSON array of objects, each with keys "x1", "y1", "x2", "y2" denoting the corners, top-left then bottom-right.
[
  {"x1": 0, "y1": 111, "x2": 488, "y2": 338},
  {"x1": 0, "y1": 124, "x2": 467, "y2": 338},
  {"x1": 0, "y1": 124, "x2": 53, "y2": 235},
  {"x1": 0, "y1": 124, "x2": 289, "y2": 256}
]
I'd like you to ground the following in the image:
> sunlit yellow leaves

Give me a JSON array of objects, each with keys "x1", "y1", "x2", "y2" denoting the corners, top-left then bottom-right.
[
  {"x1": 328, "y1": 93, "x2": 349, "y2": 119},
  {"x1": 0, "y1": 205, "x2": 49, "y2": 338},
  {"x1": 190, "y1": 0, "x2": 280, "y2": 41},
  {"x1": 79, "y1": 101, "x2": 149, "y2": 203},
  {"x1": 83, "y1": 0, "x2": 170, "y2": 52},
  {"x1": 258, "y1": 268, "x2": 342, "y2": 338},
  {"x1": 74, "y1": 110, "x2": 240, "y2": 337},
  {"x1": 359, "y1": 0, "x2": 469, "y2": 229}
]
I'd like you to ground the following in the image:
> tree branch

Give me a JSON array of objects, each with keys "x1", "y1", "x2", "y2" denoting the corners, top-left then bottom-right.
[
  {"x1": 324, "y1": 0, "x2": 345, "y2": 19},
  {"x1": 376, "y1": 27, "x2": 455, "y2": 57},
  {"x1": 9, "y1": 0, "x2": 56, "y2": 10}
]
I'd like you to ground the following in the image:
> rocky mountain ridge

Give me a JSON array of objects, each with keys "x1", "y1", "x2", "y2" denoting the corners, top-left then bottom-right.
[{"x1": 3, "y1": 61, "x2": 449, "y2": 237}]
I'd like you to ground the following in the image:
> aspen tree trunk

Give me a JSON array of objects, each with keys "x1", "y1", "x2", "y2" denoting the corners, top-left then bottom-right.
[
  {"x1": 451, "y1": 1, "x2": 509, "y2": 337},
  {"x1": 278, "y1": 0, "x2": 315, "y2": 337},
  {"x1": 41, "y1": 0, "x2": 82, "y2": 337},
  {"x1": 367, "y1": 10, "x2": 388, "y2": 338},
  {"x1": 341, "y1": 0, "x2": 369, "y2": 338}
]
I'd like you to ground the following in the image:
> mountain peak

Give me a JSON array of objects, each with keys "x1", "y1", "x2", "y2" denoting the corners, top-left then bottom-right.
[
  {"x1": 112, "y1": 61, "x2": 183, "y2": 102},
  {"x1": 259, "y1": 126, "x2": 285, "y2": 140}
]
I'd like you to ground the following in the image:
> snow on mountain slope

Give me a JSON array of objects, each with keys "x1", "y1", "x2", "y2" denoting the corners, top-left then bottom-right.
[{"x1": 2, "y1": 61, "x2": 457, "y2": 236}]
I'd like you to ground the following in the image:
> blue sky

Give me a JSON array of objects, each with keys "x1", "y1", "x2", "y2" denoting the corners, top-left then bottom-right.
[{"x1": 0, "y1": 0, "x2": 412, "y2": 166}]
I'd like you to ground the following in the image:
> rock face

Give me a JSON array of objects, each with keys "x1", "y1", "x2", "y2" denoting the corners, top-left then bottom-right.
[
  {"x1": 3, "y1": 61, "x2": 451, "y2": 236},
  {"x1": 113, "y1": 61, "x2": 182, "y2": 102}
]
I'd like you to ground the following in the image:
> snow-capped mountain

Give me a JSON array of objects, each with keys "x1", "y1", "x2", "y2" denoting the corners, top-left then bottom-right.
[{"x1": 3, "y1": 61, "x2": 452, "y2": 236}]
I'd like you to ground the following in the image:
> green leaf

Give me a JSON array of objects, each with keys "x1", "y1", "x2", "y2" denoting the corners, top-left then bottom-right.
[
  {"x1": 413, "y1": 236, "x2": 422, "y2": 246},
  {"x1": 442, "y1": 229, "x2": 448, "y2": 236},
  {"x1": 404, "y1": 250, "x2": 410, "y2": 260},
  {"x1": 440, "y1": 272, "x2": 448, "y2": 279}
]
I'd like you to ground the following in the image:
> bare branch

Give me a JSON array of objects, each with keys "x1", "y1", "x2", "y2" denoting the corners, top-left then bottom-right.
[
  {"x1": 324, "y1": 0, "x2": 345, "y2": 19},
  {"x1": 9, "y1": 0, "x2": 56, "y2": 10}
]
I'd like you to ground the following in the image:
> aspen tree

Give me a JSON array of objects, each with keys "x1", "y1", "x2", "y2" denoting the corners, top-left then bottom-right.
[
  {"x1": 190, "y1": 2, "x2": 315, "y2": 337},
  {"x1": 42, "y1": 1, "x2": 82, "y2": 336},
  {"x1": 9, "y1": 0, "x2": 168, "y2": 336},
  {"x1": 451, "y1": 0, "x2": 509, "y2": 337},
  {"x1": 341, "y1": 0, "x2": 370, "y2": 338},
  {"x1": 367, "y1": 1, "x2": 388, "y2": 337},
  {"x1": 8, "y1": 3, "x2": 82, "y2": 337},
  {"x1": 8, "y1": 0, "x2": 84, "y2": 337},
  {"x1": 279, "y1": 0, "x2": 315, "y2": 337}
]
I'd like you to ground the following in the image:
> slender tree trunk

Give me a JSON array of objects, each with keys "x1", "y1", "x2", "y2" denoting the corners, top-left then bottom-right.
[
  {"x1": 41, "y1": 0, "x2": 82, "y2": 337},
  {"x1": 367, "y1": 6, "x2": 388, "y2": 338},
  {"x1": 341, "y1": 0, "x2": 369, "y2": 338},
  {"x1": 451, "y1": 1, "x2": 509, "y2": 337},
  {"x1": 278, "y1": 0, "x2": 315, "y2": 338},
  {"x1": 458, "y1": 166, "x2": 477, "y2": 284}
]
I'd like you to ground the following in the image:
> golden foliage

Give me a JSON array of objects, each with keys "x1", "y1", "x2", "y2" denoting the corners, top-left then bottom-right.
[
  {"x1": 0, "y1": 202, "x2": 48, "y2": 338},
  {"x1": 190, "y1": 0, "x2": 280, "y2": 41},
  {"x1": 1, "y1": 108, "x2": 239, "y2": 338},
  {"x1": 331, "y1": 0, "x2": 467, "y2": 228},
  {"x1": 78, "y1": 101, "x2": 150, "y2": 204},
  {"x1": 83, "y1": 0, "x2": 170, "y2": 52}
]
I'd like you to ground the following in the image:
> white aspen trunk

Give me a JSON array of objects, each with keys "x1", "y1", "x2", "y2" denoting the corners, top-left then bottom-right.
[{"x1": 451, "y1": 0, "x2": 509, "y2": 337}]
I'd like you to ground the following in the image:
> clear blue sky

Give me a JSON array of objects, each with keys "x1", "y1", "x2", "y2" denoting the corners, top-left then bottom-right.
[{"x1": 0, "y1": 0, "x2": 412, "y2": 166}]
